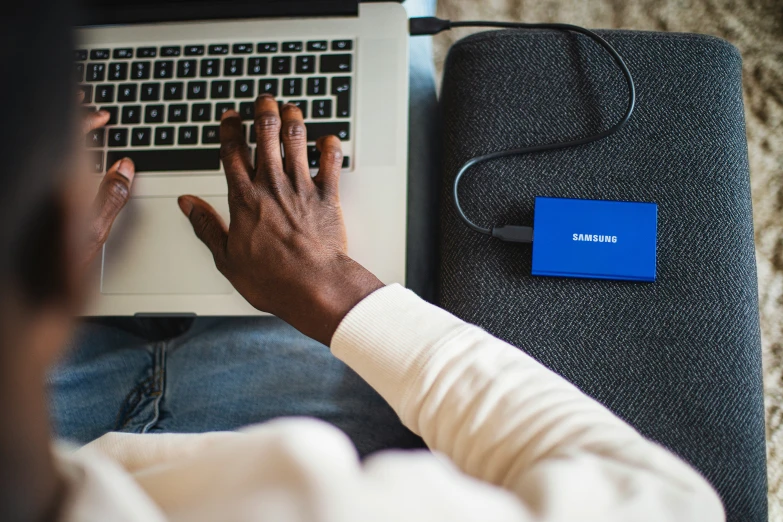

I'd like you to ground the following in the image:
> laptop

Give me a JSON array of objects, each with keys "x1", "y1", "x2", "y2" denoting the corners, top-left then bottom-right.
[{"x1": 76, "y1": 0, "x2": 410, "y2": 315}]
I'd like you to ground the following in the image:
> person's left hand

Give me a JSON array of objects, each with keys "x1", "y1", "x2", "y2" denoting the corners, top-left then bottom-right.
[{"x1": 79, "y1": 108, "x2": 136, "y2": 266}]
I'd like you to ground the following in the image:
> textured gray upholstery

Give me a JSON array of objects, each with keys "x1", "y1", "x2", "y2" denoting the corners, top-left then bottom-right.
[{"x1": 438, "y1": 29, "x2": 766, "y2": 521}]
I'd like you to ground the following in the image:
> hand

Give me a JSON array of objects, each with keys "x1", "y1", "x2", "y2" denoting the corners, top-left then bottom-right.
[
  {"x1": 80, "y1": 108, "x2": 136, "y2": 266},
  {"x1": 178, "y1": 95, "x2": 383, "y2": 345}
]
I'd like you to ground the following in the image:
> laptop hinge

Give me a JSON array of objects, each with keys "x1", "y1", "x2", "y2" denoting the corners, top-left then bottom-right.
[{"x1": 79, "y1": 1, "x2": 359, "y2": 27}]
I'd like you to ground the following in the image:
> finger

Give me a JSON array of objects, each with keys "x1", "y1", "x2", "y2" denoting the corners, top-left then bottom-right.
[
  {"x1": 177, "y1": 195, "x2": 229, "y2": 273},
  {"x1": 219, "y1": 110, "x2": 253, "y2": 190},
  {"x1": 91, "y1": 158, "x2": 135, "y2": 247},
  {"x1": 77, "y1": 90, "x2": 85, "y2": 104},
  {"x1": 312, "y1": 136, "x2": 343, "y2": 199},
  {"x1": 279, "y1": 103, "x2": 311, "y2": 190},
  {"x1": 253, "y1": 94, "x2": 285, "y2": 188},
  {"x1": 83, "y1": 109, "x2": 110, "y2": 134}
]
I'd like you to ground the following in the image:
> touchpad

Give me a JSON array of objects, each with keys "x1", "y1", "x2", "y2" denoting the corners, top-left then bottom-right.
[{"x1": 102, "y1": 196, "x2": 233, "y2": 295}]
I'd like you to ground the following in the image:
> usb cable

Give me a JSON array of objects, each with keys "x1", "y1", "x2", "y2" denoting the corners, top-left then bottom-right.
[{"x1": 409, "y1": 17, "x2": 636, "y2": 243}]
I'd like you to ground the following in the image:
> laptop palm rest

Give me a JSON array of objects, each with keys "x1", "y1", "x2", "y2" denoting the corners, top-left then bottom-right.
[{"x1": 102, "y1": 196, "x2": 233, "y2": 296}]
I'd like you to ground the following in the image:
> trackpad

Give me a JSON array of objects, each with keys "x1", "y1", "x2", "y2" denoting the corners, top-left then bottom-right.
[{"x1": 102, "y1": 196, "x2": 233, "y2": 295}]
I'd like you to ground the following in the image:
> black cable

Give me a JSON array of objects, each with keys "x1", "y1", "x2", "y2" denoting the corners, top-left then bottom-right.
[{"x1": 410, "y1": 17, "x2": 636, "y2": 242}]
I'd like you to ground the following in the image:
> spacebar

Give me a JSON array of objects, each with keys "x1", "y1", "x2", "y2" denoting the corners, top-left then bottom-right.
[{"x1": 107, "y1": 149, "x2": 221, "y2": 173}]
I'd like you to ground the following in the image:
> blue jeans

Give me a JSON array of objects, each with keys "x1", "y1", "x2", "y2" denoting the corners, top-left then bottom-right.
[{"x1": 48, "y1": 0, "x2": 439, "y2": 458}]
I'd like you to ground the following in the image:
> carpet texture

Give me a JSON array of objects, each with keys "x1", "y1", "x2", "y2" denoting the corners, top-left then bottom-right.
[{"x1": 432, "y1": 0, "x2": 782, "y2": 517}]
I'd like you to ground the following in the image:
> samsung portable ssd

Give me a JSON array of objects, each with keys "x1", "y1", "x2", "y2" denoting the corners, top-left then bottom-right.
[{"x1": 531, "y1": 197, "x2": 658, "y2": 282}]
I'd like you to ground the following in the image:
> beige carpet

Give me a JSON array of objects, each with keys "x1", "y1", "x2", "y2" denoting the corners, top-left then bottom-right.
[{"x1": 432, "y1": 0, "x2": 783, "y2": 517}]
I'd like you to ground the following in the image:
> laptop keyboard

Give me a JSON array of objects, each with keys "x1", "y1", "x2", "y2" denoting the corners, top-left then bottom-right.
[{"x1": 76, "y1": 39, "x2": 354, "y2": 175}]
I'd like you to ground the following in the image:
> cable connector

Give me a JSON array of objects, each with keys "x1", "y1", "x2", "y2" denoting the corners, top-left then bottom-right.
[
  {"x1": 410, "y1": 17, "x2": 453, "y2": 36},
  {"x1": 491, "y1": 225, "x2": 534, "y2": 243}
]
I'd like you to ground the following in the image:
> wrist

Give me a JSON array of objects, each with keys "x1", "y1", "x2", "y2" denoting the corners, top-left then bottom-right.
[{"x1": 284, "y1": 256, "x2": 384, "y2": 346}]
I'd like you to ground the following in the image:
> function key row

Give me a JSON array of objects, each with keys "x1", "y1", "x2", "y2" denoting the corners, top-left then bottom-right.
[
  {"x1": 75, "y1": 40, "x2": 353, "y2": 61},
  {"x1": 78, "y1": 55, "x2": 352, "y2": 82}
]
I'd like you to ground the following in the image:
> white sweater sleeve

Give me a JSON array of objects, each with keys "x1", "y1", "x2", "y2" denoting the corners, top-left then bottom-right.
[{"x1": 331, "y1": 284, "x2": 725, "y2": 521}]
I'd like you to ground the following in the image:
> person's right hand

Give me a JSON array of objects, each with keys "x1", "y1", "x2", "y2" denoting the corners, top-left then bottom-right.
[{"x1": 178, "y1": 95, "x2": 383, "y2": 346}]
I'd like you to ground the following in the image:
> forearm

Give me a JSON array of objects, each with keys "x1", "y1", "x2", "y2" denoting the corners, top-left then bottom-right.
[{"x1": 330, "y1": 285, "x2": 724, "y2": 520}]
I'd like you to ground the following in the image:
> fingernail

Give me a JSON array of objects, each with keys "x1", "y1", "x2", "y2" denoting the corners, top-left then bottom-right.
[
  {"x1": 117, "y1": 158, "x2": 134, "y2": 180},
  {"x1": 178, "y1": 196, "x2": 193, "y2": 217}
]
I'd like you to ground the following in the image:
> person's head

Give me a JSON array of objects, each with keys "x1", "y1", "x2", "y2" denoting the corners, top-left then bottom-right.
[{"x1": 0, "y1": 0, "x2": 89, "y2": 359}]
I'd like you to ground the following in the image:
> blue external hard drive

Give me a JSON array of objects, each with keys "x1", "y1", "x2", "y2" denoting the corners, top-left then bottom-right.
[{"x1": 531, "y1": 197, "x2": 658, "y2": 282}]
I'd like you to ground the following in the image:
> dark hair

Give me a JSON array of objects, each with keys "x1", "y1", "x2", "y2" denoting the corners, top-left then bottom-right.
[{"x1": 0, "y1": 0, "x2": 76, "y2": 302}]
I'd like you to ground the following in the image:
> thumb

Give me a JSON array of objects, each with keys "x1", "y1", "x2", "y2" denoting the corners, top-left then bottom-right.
[{"x1": 178, "y1": 195, "x2": 229, "y2": 272}]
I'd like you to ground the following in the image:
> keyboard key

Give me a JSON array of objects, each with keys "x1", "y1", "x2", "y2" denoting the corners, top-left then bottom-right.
[
  {"x1": 289, "y1": 100, "x2": 308, "y2": 119},
  {"x1": 192, "y1": 103, "x2": 212, "y2": 122},
  {"x1": 90, "y1": 150, "x2": 104, "y2": 173},
  {"x1": 208, "y1": 44, "x2": 229, "y2": 55},
  {"x1": 296, "y1": 55, "x2": 315, "y2": 74},
  {"x1": 121, "y1": 105, "x2": 141, "y2": 124},
  {"x1": 342, "y1": 156, "x2": 350, "y2": 168},
  {"x1": 179, "y1": 126, "x2": 199, "y2": 145},
  {"x1": 320, "y1": 54, "x2": 352, "y2": 73},
  {"x1": 202, "y1": 125, "x2": 220, "y2": 144},
  {"x1": 107, "y1": 148, "x2": 220, "y2": 172},
  {"x1": 78, "y1": 85, "x2": 93, "y2": 103},
  {"x1": 161, "y1": 46, "x2": 181, "y2": 57},
  {"x1": 117, "y1": 84, "x2": 137, "y2": 102},
  {"x1": 99, "y1": 106, "x2": 118, "y2": 125},
  {"x1": 108, "y1": 62, "x2": 128, "y2": 81},
  {"x1": 259, "y1": 79, "x2": 278, "y2": 96},
  {"x1": 75, "y1": 63, "x2": 85, "y2": 82},
  {"x1": 224, "y1": 58, "x2": 244, "y2": 76},
  {"x1": 235, "y1": 79, "x2": 254, "y2": 98},
  {"x1": 94, "y1": 85, "x2": 114, "y2": 103},
  {"x1": 233, "y1": 43, "x2": 253, "y2": 54},
  {"x1": 131, "y1": 127, "x2": 152, "y2": 146},
  {"x1": 211, "y1": 80, "x2": 230, "y2": 99},
  {"x1": 312, "y1": 99, "x2": 332, "y2": 119},
  {"x1": 283, "y1": 42, "x2": 303, "y2": 53},
  {"x1": 113, "y1": 48, "x2": 133, "y2": 59},
  {"x1": 137, "y1": 47, "x2": 157, "y2": 58},
  {"x1": 188, "y1": 81, "x2": 207, "y2": 100},
  {"x1": 168, "y1": 104, "x2": 188, "y2": 122},
  {"x1": 248, "y1": 57, "x2": 267, "y2": 75},
  {"x1": 331, "y1": 40, "x2": 353, "y2": 51},
  {"x1": 282, "y1": 78, "x2": 302, "y2": 96},
  {"x1": 131, "y1": 61, "x2": 151, "y2": 80},
  {"x1": 257, "y1": 42, "x2": 278, "y2": 53},
  {"x1": 155, "y1": 127, "x2": 175, "y2": 145},
  {"x1": 200, "y1": 58, "x2": 220, "y2": 77},
  {"x1": 144, "y1": 104, "x2": 164, "y2": 123},
  {"x1": 108, "y1": 128, "x2": 128, "y2": 147},
  {"x1": 177, "y1": 60, "x2": 197, "y2": 78},
  {"x1": 140, "y1": 83, "x2": 160, "y2": 101},
  {"x1": 305, "y1": 122, "x2": 349, "y2": 141},
  {"x1": 154, "y1": 60, "x2": 174, "y2": 79},
  {"x1": 336, "y1": 93, "x2": 350, "y2": 118},
  {"x1": 75, "y1": 50, "x2": 88, "y2": 61},
  {"x1": 163, "y1": 82, "x2": 184, "y2": 100},
  {"x1": 215, "y1": 102, "x2": 235, "y2": 120},
  {"x1": 331, "y1": 76, "x2": 351, "y2": 95},
  {"x1": 271, "y1": 57, "x2": 291, "y2": 75},
  {"x1": 307, "y1": 145, "x2": 320, "y2": 168},
  {"x1": 86, "y1": 128, "x2": 105, "y2": 148},
  {"x1": 306, "y1": 77, "x2": 326, "y2": 96},
  {"x1": 239, "y1": 101, "x2": 255, "y2": 121},
  {"x1": 184, "y1": 45, "x2": 205, "y2": 56},
  {"x1": 307, "y1": 41, "x2": 328, "y2": 52},
  {"x1": 90, "y1": 49, "x2": 111, "y2": 60},
  {"x1": 86, "y1": 63, "x2": 106, "y2": 82}
]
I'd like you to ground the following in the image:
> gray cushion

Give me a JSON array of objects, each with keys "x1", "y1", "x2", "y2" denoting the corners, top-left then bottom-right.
[{"x1": 438, "y1": 29, "x2": 766, "y2": 521}]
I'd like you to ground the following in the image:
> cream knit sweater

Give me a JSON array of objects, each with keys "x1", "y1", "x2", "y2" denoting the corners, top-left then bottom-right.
[{"x1": 55, "y1": 284, "x2": 724, "y2": 521}]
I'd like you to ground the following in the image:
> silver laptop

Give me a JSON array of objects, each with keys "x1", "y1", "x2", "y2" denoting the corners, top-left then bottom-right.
[{"x1": 76, "y1": 0, "x2": 410, "y2": 315}]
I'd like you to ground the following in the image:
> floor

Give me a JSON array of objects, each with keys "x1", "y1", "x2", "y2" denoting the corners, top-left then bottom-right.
[{"x1": 431, "y1": 0, "x2": 783, "y2": 517}]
